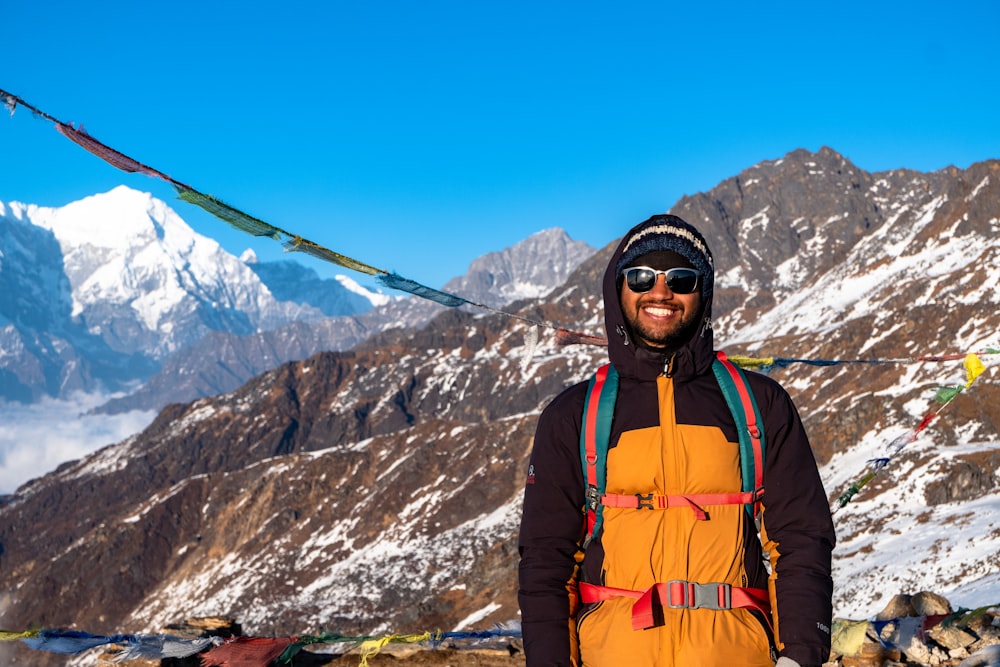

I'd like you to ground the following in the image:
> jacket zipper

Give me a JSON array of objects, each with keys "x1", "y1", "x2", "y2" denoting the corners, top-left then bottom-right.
[{"x1": 662, "y1": 352, "x2": 676, "y2": 377}]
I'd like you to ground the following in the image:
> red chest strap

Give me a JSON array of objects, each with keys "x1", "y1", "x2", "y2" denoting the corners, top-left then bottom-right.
[{"x1": 600, "y1": 489, "x2": 764, "y2": 521}]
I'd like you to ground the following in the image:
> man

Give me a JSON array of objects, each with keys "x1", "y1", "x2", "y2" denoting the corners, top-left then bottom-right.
[{"x1": 518, "y1": 214, "x2": 836, "y2": 666}]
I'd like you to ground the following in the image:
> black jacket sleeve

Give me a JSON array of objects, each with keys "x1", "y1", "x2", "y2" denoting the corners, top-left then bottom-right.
[
  {"x1": 756, "y1": 375, "x2": 837, "y2": 666},
  {"x1": 518, "y1": 384, "x2": 588, "y2": 666}
]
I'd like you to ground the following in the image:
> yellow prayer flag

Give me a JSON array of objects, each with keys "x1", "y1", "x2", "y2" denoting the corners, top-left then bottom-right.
[
  {"x1": 358, "y1": 636, "x2": 393, "y2": 666},
  {"x1": 358, "y1": 632, "x2": 432, "y2": 666},
  {"x1": 727, "y1": 355, "x2": 776, "y2": 370},
  {"x1": 965, "y1": 353, "x2": 986, "y2": 388},
  {"x1": 831, "y1": 619, "x2": 871, "y2": 656}
]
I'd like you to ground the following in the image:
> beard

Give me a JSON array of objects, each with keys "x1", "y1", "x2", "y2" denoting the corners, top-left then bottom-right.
[{"x1": 629, "y1": 310, "x2": 703, "y2": 351}]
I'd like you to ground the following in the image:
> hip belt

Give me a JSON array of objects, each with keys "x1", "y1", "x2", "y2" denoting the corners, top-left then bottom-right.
[{"x1": 579, "y1": 580, "x2": 771, "y2": 632}]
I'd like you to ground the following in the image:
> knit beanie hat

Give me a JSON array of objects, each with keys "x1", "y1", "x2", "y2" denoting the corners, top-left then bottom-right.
[{"x1": 615, "y1": 214, "x2": 715, "y2": 304}]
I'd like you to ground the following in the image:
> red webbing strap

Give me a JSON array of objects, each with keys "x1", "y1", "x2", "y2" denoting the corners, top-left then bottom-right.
[
  {"x1": 579, "y1": 581, "x2": 771, "y2": 632},
  {"x1": 715, "y1": 351, "x2": 765, "y2": 515},
  {"x1": 600, "y1": 490, "x2": 763, "y2": 521},
  {"x1": 583, "y1": 365, "x2": 611, "y2": 535}
]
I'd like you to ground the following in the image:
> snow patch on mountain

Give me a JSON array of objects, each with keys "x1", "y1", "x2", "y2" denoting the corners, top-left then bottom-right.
[
  {"x1": 335, "y1": 274, "x2": 393, "y2": 307},
  {"x1": 724, "y1": 204, "x2": 998, "y2": 346}
]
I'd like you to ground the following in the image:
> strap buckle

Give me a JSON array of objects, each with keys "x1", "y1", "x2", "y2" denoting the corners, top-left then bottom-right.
[
  {"x1": 665, "y1": 580, "x2": 732, "y2": 611},
  {"x1": 636, "y1": 492, "x2": 655, "y2": 509},
  {"x1": 585, "y1": 485, "x2": 601, "y2": 512}
]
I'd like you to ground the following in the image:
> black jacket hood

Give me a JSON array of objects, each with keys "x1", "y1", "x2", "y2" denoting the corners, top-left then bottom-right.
[{"x1": 602, "y1": 216, "x2": 716, "y2": 383}]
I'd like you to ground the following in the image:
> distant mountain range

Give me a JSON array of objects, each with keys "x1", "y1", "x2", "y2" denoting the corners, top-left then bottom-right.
[
  {"x1": 1, "y1": 148, "x2": 998, "y2": 667},
  {"x1": 0, "y1": 186, "x2": 594, "y2": 412}
]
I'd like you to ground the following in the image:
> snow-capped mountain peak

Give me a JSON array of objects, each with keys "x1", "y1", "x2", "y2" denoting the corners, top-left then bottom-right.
[
  {"x1": 13, "y1": 186, "x2": 306, "y2": 355},
  {"x1": 33, "y1": 185, "x2": 184, "y2": 248},
  {"x1": 0, "y1": 187, "x2": 388, "y2": 404}
]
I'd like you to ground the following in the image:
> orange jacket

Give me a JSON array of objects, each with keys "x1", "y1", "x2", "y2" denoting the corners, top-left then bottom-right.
[{"x1": 576, "y1": 372, "x2": 775, "y2": 666}]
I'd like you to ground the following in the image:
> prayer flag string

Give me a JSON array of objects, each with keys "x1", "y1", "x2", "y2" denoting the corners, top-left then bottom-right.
[
  {"x1": 724, "y1": 349, "x2": 1000, "y2": 373},
  {"x1": 0, "y1": 625, "x2": 523, "y2": 666},
  {"x1": 1, "y1": 87, "x2": 593, "y2": 339},
  {"x1": 832, "y1": 354, "x2": 992, "y2": 513},
  {"x1": 6, "y1": 607, "x2": 999, "y2": 664}
]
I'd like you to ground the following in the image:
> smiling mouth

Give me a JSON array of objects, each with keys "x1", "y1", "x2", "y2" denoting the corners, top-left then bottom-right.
[{"x1": 641, "y1": 305, "x2": 679, "y2": 319}]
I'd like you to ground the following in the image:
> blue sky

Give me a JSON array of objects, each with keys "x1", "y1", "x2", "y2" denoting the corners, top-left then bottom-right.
[{"x1": 2, "y1": 0, "x2": 998, "y2": 290}]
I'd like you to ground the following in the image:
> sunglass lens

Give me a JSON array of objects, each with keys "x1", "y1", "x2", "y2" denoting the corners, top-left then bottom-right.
[
  {"x1": 666, "y1": 269, "x2": 699, "y2": 294},
  {"x1": 625, "y1": 268, "x2": 657, "y2": 293}
]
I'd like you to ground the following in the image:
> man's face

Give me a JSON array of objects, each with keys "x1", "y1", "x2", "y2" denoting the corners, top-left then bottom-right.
[{"x1": 619, "y1": 268, "x2": 702, "y2": 349}]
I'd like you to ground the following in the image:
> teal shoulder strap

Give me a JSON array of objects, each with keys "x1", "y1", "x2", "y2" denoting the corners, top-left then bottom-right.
[
  {"x1": 712, "y1": 351, "x2": 767, "y2": 518},
  {"x1": 580, "y1": 363, "x2": 618, "y2": 546}
]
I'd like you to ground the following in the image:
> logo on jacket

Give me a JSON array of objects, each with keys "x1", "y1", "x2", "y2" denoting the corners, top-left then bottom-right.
[{"x1": 526, "y1": 464, "x2": 536, "y2": 485}]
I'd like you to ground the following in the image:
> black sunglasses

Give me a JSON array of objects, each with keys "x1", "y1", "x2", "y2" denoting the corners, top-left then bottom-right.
[{"x1": 622, "y1": 266, "x2": 700, "y2": 294}]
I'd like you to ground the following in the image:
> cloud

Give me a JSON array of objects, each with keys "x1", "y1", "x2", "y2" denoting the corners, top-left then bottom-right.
[{"x1": 0, "y1": 393, "x2": 155, "y2": 494}]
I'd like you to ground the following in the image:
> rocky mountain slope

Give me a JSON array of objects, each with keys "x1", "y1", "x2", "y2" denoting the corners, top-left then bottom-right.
[{"x1": 1, "y1": 147, "x2": 998, "y2": 667}]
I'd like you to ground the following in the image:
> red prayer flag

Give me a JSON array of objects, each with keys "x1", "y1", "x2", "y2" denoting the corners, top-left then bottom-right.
[{"x1": 200, "y1": 636, "x2": 295, "y2": 667}]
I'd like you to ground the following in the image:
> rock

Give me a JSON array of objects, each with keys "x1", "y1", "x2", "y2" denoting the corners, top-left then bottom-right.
[
  {"x1": 913, "y1": 592, "x2": 954, "y2": 617},
  {"x1": 841, "y1": 642, "x2": 902, "y2": 667},
  {"x1": 162, "y1": 616, "x2": 242, "y2": 639},
  {"x1": 958, "y1": 644, "x2": 1000, "y2": 666},
  {"x1": 830, "y1": 596, "x2": 1000, "y2": 667},
  {"x1": 877, "y1": 594, "x2": 918, "y2": 621},
  {"x1": 927, "y1": 623, "x2": 978, "y2": 652}
]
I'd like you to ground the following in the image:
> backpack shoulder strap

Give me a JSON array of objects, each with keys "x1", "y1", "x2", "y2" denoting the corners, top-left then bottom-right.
[
  {"x1": 712, "y1": 350, "x2": 766, "y2": 518},
  {"x1": 580, "y1": 363, "x2": 618, "y2": 547}
]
